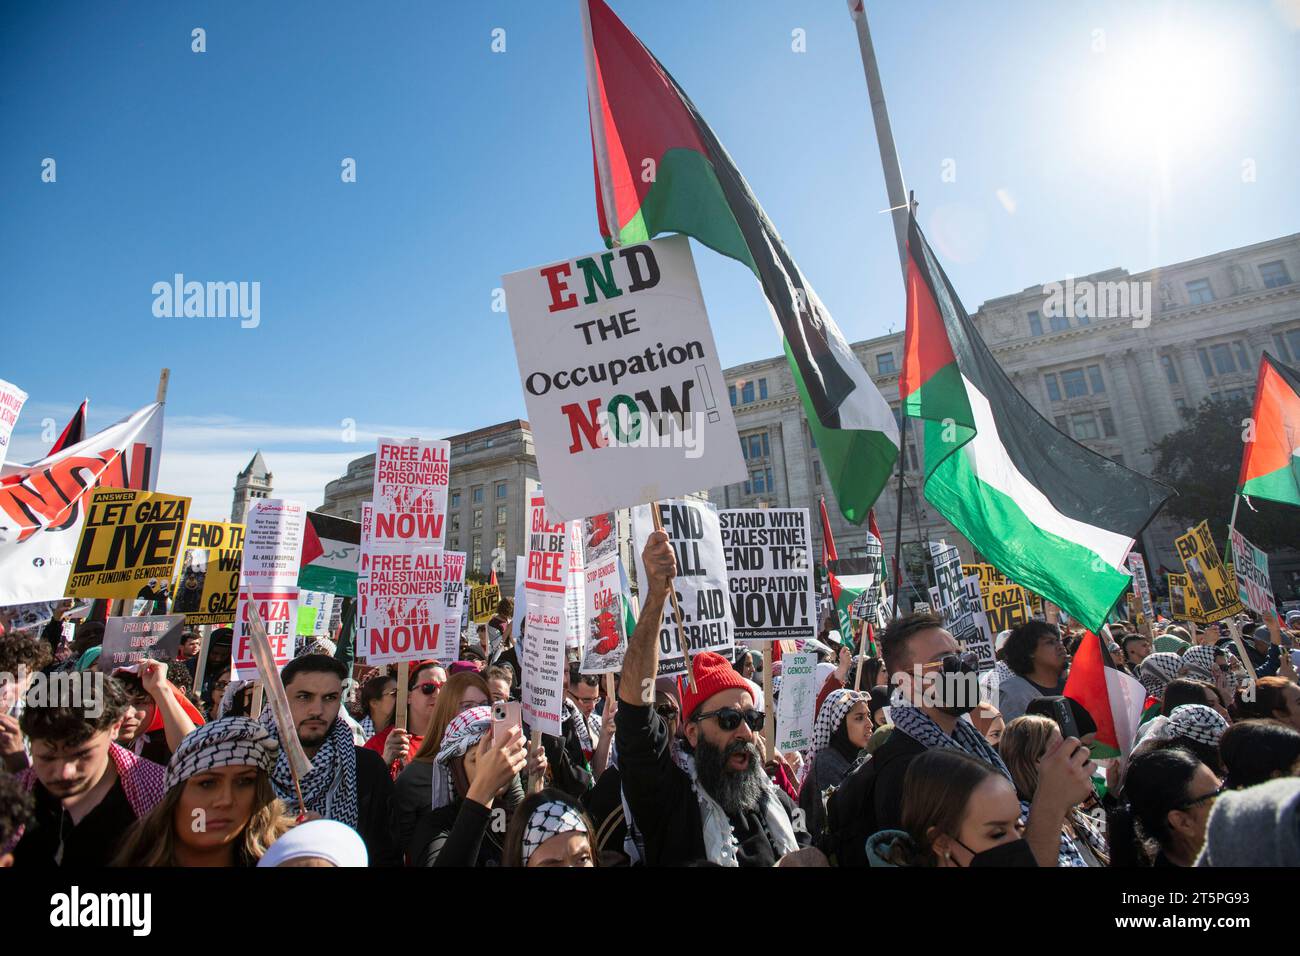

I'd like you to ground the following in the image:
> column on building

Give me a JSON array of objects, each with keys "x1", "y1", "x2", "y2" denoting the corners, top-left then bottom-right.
[
  {"x1": 1171, "y1": 343, "x2": 1210, "y2": 406},
  {"x1": 1133, "y1": 348, "x2": 1181, "y2": 440},
  {"x1": 1103, "y1": 351, "x2": 1153, "y2": 469}
]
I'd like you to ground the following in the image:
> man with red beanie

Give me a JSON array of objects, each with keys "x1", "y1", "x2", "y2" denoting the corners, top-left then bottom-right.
[{"x1": 614, "y1": 531, "x2": 808, "y2": 866}]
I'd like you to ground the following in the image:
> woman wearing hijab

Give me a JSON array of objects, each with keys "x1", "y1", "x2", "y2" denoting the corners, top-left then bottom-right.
[
  {"x1": 1137, "y1": 652, "x2": 1182, "y2": 705},
  {"x1": 503, "y1": 788, "x2": 599, "y2": 867},
  {"x1": 114, "y1": 717, "x2": 293, "y2": 866},
  {"x1": 401, "y1": 706, "x2": 532, "y2": 866},
  {"x1": 257, "y1": 819, "x2": 369, "y2": 867},
  {"x1": 1146, "y1": 704, "x2": 1229, "y2": 776},
  {"x1": 797, "y1": 688, "x2": 872, "y2": 845}
]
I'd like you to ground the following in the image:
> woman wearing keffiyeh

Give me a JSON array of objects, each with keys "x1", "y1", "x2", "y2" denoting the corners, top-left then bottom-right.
[
  {"x1": 503, "y1": 788, "x2": 598, "y2": 867},
  {"x1": 796, "y1": 689, "x2": 871, "y2": 845}
]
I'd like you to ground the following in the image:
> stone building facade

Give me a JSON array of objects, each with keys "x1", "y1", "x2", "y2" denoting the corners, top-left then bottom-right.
[{"x1": 230, "y1": 451, "x2": 272, "y2": 524}]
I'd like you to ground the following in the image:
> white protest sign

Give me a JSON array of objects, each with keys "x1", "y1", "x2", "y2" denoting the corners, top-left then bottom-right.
[
  {"x1": 719, "y1": 508, "x2": 816, "y2": 642},
  {"x1": 233, "y1": 499, "x2": 306, "y2": 679},
  {"x1": 439, "y1": 550, "x2": 467, "y2": 663},
  {"x1": 579, "y1": 552, "x2": 632, "y2": 675},
  {"x1": 370, "y1": 437, "x2": 450, "y2": 549},
  {"x1": 957, "y1": 575, "x2": 996, "y2": 673},
  {"x1": 632, "y1": 499, "x2": 734, "y2": 676},
  {"x1": 501, "y1": 234, "x2": 746, "y2": 520},
  {"x1": 1126, "y1": 553, "x2": 1156, "y2": 624},
  {"x1": 511, "y1": 554, "x2": 527, "y2": 641},
  {"x1": 361, "y1": 545, "x2": 454, "y2": 665},
  {"x1": 1229, "y1": 528, "x2": 1276, "y2": 618},
  {"x1": 564, "y1": 519, "x2": 585, "y2": 649},
  {"x1": 0, "y1": 379, "x2": 28, "y2": 471},
  {"x1": 522, "y1": 491, "x2": 567, "y2": 736},
  {"x1": 775, "y1": 650, "x2": 817, "y2": 753}
]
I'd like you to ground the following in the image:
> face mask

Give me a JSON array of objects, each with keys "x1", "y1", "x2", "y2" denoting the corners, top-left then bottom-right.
[{"x1": 954, "y1": 836, "x2": 1038, "y2": 867}]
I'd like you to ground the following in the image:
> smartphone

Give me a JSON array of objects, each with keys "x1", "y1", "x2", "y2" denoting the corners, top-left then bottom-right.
[
  {"x1": 492, "y1": 700, "x2": 522, "y2": 746},
  {"x1": 1044, "y1": 696, "x2": 1080, "y2": 741}
]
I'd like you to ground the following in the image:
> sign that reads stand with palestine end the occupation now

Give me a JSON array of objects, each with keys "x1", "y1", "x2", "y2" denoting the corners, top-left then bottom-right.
[{"x1": 501, "y1": 235, "x2": 745, "y2": 521}]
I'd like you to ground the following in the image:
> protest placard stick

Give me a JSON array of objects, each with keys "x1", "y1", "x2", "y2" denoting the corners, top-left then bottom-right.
[
  {"x1": 649, "y1": 503, "x2": 697, "y2": 694},
  {"x1": 250, "y1": 683, "x2": 264, "y2": 720},
  {"x1": 1225, "y1": 618, "x2": 1256, "y2": 685},
  {"x1": 603, "y1": 672, "x2": 616, "y2": 709},
  {"x1": 855, "y1": 622, "x2": 871, "y2": 691},
  {"x1": 155, "y1": 368, "x2": 170, "y2": 404},
  {"x1": 528, "y1": 729, "x2": 544, "y2": 795},
  {"x1": 192, "y1": 626, "x2": 212, "y2": 703},
  {"x1": 395, "y1": 661, "x2": 410, "y2": 731},
  {"x1": 247, "y1": 598, "x2": 310, "y2": 818},
  {"x1": 762, "y1": 640, "x2": 776, "y2": 757}
]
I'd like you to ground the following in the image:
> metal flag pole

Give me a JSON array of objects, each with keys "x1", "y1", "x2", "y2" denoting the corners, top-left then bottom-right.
[{"x1": 849, "y1": 1, "x2": 913, "y2": 617}]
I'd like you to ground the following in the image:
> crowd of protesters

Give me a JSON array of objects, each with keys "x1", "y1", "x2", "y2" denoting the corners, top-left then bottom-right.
[{"x1": 2, "y1": 531, "x2": 1299, "y2": 868}]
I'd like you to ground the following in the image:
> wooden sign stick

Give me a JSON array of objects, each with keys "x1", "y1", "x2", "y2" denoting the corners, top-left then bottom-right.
[
  {"x1": 528, "y1": 729, "x2": 544, "y2": 794},
  {"x1": 649, "y1": 502, "x2": 697, "y2": 694},
  {"x1": 762, "y1": 640, "x2": 776, "y2": 758},
  {"x1": 395, "y1": 661, "x2": 410, "y2": 731}
]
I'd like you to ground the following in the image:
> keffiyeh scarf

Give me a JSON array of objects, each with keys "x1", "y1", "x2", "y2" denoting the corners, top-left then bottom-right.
[
  {"x1": 262, "y1": 714, "x2": 358, "y2": 827},
  {"x1": 563, "y1": 697, "x2": 600, "y2": 759},
  {"x1": 677, "y1": 749, "x2": 799, "y2": 867},
  {"x1": 1180, "y1": 645, "x2": 1220, "y2": 681},
  {"x1": 797, "y1": 689, "x2": 867, "y2": 791},
  {"x1": 890, "y1": 702, "x2": 1013, "y2": 781},
  {"x1": 1138, "y1": 652, "x2": 1183, "y2": 699},
  {"x1": 165, "y1": 716, "x2": 278, "y2": 791},
  {"x1": 1167, "y1": 703, "x2": 1229, "y2": 747},
  {"x1": 431, "y1": 706, "x2": 493, "y2": 810},
  {"x1": 521, "y1": 799, "x2": 588, "y2": 864}
]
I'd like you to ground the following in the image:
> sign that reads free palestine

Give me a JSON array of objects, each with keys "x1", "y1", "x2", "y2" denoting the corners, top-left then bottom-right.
[
  {"x1": 502, "y1": 235, "x2": 746, "y2": 521},
  {"x1": 719, "y1": 508, "x2": 816, "y2": 642}
]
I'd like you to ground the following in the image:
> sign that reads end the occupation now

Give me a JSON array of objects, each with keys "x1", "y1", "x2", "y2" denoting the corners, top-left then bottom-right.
[{"x1": 502, "y1": 235, "x2": 745, "y2": 521}]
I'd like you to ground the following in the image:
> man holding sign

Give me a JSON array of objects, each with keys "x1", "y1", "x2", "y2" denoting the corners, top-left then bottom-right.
[{"x1": 615, "y1": 530, "x2": 808, "y2": 866}]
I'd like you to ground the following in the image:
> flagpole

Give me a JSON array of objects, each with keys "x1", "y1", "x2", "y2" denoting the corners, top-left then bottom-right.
[{"x1": 849, "y1": 1, "x2": 913, "y2": 617}]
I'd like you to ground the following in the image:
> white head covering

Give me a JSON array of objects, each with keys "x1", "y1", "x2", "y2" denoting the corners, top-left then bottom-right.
[{"x1": 257, "y1": 819, "x2": 368, "y2": 867}]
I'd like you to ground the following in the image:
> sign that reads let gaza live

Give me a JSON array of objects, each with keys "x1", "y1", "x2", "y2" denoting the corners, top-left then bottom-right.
[{"x1": 502, "y1": 235, "x2": 746, "y2": 521}]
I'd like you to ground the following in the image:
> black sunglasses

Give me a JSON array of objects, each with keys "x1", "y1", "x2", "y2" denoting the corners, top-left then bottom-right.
[
  {"x1": 655, "y1": 703, "x2": 679, "y2": 720},
  {"x1": 1178, "y1": 783, "x2": 1225, "y2": 811},
  {"x1": 416, "y1": 681, "x2": 443, "y2": 696},
  {"x1": 692, "y1": 706, "x2": 764, "y2": 732},
  {"x1": 936, "y1": 651, "x2": 979, "y2": 674}
]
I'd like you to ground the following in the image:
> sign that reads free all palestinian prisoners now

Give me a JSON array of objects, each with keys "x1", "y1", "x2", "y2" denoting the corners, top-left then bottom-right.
[
  {"x1": 502, "y1": 235, "x2": 746, "y2": 521},
  {"x1": 65, "y1": 489, "x2": 191, "y2": 600}
]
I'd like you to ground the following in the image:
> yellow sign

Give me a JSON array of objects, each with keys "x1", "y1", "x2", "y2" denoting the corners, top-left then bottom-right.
[
  {"x1": 470, "y1": 584, "x2": 501, "y2": 624},
  {"x1": 66, "y1": 488, "x2": 191, "y2": 600},
  {"x1": 171, "y1": 520, "x2": 245, "y2": 625},
  {"x1": 1174, "y1": 520, "x2": 1244, "y2": 624},
  {"x1": 962, "y1": 563, "x2": 1030, "y2": 632}
]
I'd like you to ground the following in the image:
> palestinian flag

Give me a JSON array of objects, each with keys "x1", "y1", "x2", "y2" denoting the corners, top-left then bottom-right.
[
  {"x1": 582, "y1": 0, "x2": 898, "y2": 523},
  {"x1": 1237, "y1": 352, "x2": 1300, "y2": 507},
  {"x1": 48, "y1": 399, "x2": 87, "y2": 455},
  {"x1": 298, "y1": 511, "x2": 361, "y2": 597},
  {"x1": 819, "y1": 495, "x2": 838, "y2": 564},
  {"x1": 1063, "y1": 630, "x2": 1147, "y2": 759},
  {"x1": 901, "y1": 214, "x2": 1172, "y2": 631},
  {"x1": 1139, "y1": 695, "x2": 1161, "y2": 727},
  {"x1": 827, "y1": 557, "x2": 876, "y2": 638}
]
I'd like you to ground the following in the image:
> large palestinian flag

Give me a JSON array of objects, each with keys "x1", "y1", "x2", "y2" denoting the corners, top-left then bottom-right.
[
  {"x1": 582, "y1": 0, "x2": 898, "y2": 523},
  {"x1": 901, "y1": 214, "x2": 1172, "y2": 632},
  {"x1": 1238, "y1": 352, "x2": 1300, "y2": 507},
  {"x1": 1063, "y1": 629, "x2": 1146, "y2": 759}
]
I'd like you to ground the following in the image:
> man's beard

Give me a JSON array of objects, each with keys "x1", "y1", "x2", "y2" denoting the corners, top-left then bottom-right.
[
  {"x1": 297, "y1": 718, "x2": 331, "y2": 749},
  {"x1": 694, "y1": 737, "x2": 765, "y2": 817}
]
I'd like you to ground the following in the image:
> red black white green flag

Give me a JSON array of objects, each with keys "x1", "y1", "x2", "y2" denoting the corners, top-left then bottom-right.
[
  {"x1": 582, "y1": 0, "x2": 898, "y2": 524},
  {"x1": 1238, "y1": 352, "x2": 1300, "y2": 507},
  {"x1": 901, "y1": 214, "x2": 1172, "y2": 632}
]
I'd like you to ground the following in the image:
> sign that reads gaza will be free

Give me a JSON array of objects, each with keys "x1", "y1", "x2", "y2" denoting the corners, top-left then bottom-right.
[{"x1": 502, "y1": 235, "x2": 746, "y2": 521}]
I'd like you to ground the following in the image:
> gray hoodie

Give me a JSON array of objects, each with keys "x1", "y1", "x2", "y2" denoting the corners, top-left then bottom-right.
[{"x1": 1196, "y1": 778, "x2": 1300, "y2": 866}]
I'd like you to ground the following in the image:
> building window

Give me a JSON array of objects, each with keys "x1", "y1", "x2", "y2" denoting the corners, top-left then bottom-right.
[
  {"x1": 496, "y1": 506, "x2": 506, "y2": 526},
  {"x1": 1028, "y1": 310, "x2": 1044, "y2": 336},
  {"x1": 1197, "y1": 348, "x2": 1214, "y2": 378},
  {"x1": 729, "y1": 384, "x2": 737, "y2": 406},
  {"x1": 449, "y1": 537, "x2": 459, "y2": 551},
  {"x1": 496, "y1": 531, "x2": 506, "y2": 551},
  {"x1": 742, "y1": 432, "x2": 770, "y2": 460},
  {"x1": 472, "y1": 486, "x2": 484, "y2": 504},
  {"x1": 813, "y1": 459, "x2": 822, "y2": 486},
  {"x1": 496, "y1": 481, "x2": 508, "y2": 499},
  {"x1": 1098, "y1": 407, "x2": 1117, "y2": 437},
  {"x1": 1075, "y1": 298, "x2": 1090, "y2": 324},
  {"x1": 877, "y1": 352, "x2": 897, "y2": 375},
  {"x1": 1049, "y1": 311, "x2": 1069, "y2": 333},
  {"x1": 1209, "y1": 343, "x2": 1236, "y2": 376},
  {"x1": 1161, "y1": 354, "x2": 1179, "y2": 384},
  {"x1": 1273, "y1": 329, "x2": 1300, "y2": 364},
  {"x1": 1044, "y1": 374, "x2": 1062, "y2": 403},
  {"x1": 1186, "y1": 278, "x2": 1215, "y2": 305},
  {"x1": 450, "y1": 491, "x2": 461, "y2": 509},
  {"x1": 741, "y1": 381, "x2": 755, "y2": 404},
  {"x1": 451, "y1": 514, "x2": 460, "y2": 533},
  {"x1": 1173, "y1": 397, "x2": 1187, "y2": 412},
  {"x1": 1061, "y1": 368, "x2": 1088, "y2": 399},
  {"x1": 472, "y1": 536, "x2": 481, "y2": 570},
  {"x1": 1260, "y1": 260, "x2": 1292, "y2": 289},
  {"x1": 1086, "y1": 365, "x2": 1105, "y2": 394},
  {"x1": 759, "y1": 378, "x2": 769, "y2": 400},
  {"x1": 473, "y1": 509, "x2": 483, "y2": 529},
  {"x1": 1054, "y1": 415, "x2": 1069, "y2": 433},
  {"x1": 1071, "y1": 413, "x2": 1100, "y2": 440},
  {"x1": 1224, "y1": 388, "x2": 1246, "y2": 403}
]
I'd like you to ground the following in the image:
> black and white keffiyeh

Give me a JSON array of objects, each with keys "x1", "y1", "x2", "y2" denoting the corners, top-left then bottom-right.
[
  {"x1": 1168, "y1": 703, "x2": 1229, "y2": 747},
  {"x1": 431, "y1": 705, "x2": 493, "y2": 810},
  {"x1": 521, "y1": 799, "x2": 588, "y2": 864},
  {"x1": 797, "y1": 689, "x2": 867, "y2": 791},
  {"x1": 1139, "y1": 652, "x2": 1182, "y2": 699},
  {"x1": 262, "y1": 714, "x2": 358, "y2": 827},
  {"x1": 890, "y1": 701, "x2": 1013, "y2": 781},
  {"x1": 1180, "y1": 645, "x2": 1219, "y2": 681},
  {"x1": 563, "y1": 697, "x2": 600, "y2": 757},
  {"x1": 165, "y1": 717, "x2": 278, "y2": 791}
]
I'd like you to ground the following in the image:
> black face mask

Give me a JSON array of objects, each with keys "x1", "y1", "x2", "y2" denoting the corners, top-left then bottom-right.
[{"x1": 955, "y1": 836, "x2": 1039, "y2": 868}]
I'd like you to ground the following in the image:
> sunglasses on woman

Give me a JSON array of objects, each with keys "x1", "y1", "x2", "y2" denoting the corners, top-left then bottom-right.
[
  {"x1": 416, "y1": 681, "x2": 443, "y2": 696},
  {"x1": 1178, "y1": 783, "x2": 1226, "y2": 810},
  {"x1": 692, "y1": 706, "x2": 764, "y2": 732}
]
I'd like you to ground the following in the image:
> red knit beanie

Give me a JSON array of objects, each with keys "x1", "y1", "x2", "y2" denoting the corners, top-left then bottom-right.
[{"x1": 680, "y1": 651, "x2": 753, "y2": 721}]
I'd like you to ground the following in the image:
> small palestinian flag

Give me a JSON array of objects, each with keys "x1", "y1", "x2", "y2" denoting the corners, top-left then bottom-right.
[
  {"x1": 1063, "y1": 630, "x2": 1147, "y2": 759},
  {"x1": 298, "y1": 511, "x2": 361, "y2": 597},
  {"x1": 1139, "y1": 695, "x2": 1161, "y2": 727},
  {"x1": 901, "y1": 213, "x2": 1173, "y2": 632},
  {"x1": 582, "y1": 0, "x2": 899, "y2": 523},
  {"x1": 1238, "y1": 352, "x2": 1300, "y2": 507},
  {"x1": 827, "y1": 557, "x2": 875, "y2": 638}
]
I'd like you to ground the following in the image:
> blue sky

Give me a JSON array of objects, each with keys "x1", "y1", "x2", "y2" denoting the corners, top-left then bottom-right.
[{"x1": 2, "y1": 0, "x2": 1297, "y2": 519}]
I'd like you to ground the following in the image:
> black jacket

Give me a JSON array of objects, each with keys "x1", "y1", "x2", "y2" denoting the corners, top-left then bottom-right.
[
  {"x1": 354, "y1": 745, "x2": 403, "y2": 866},
  {"x1": 822, "y1": 728, "x2": 927, "y2": 867},
  {"x1": 614, "y1": 701, "x2": 809, "y2": 867}
]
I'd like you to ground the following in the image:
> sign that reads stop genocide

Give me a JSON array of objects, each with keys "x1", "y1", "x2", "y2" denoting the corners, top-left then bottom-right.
[{"x1": 501, "y1": 235, "x2": 745, "y2": 521}]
